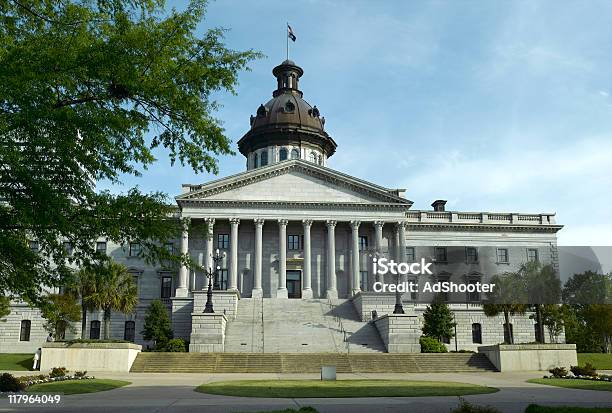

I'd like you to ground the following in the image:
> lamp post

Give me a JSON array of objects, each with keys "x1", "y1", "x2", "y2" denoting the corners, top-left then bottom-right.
[{"x1": 203, "y1": 249, "x2": 225, "y2": 313}]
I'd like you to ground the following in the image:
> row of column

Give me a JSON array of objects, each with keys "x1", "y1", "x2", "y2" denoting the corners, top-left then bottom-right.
[{"x1": 175, "y1": 218, "x2": 409, "y2": 299}]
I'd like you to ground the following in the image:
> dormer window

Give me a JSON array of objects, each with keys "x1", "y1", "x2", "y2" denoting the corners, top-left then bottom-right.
[{"x1": 279, "y1": 148, "x2": 288, "y2": 161}]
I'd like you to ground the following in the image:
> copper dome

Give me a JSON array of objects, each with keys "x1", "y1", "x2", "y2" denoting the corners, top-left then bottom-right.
[{"x1": 237, "y1": 60, "x2": 337, "y2": 157}]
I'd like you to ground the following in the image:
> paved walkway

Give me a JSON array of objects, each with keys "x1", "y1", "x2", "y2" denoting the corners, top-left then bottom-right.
[{"x1": 2, "y1": 371, "x2": 611, "y2": 413}]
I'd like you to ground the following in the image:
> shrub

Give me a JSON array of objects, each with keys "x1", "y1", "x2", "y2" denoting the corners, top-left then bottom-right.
[
  {"x1": 548, "y1": 367, "x2": 568, "y2": 378},
  {"x1": 164, "y1": 338, "x2": 187, "y2": 352},
  {"x1": 420, "y1": 336, "x2": 448, "y2": 353},
  {"x1": 74, "y1": 370, "x2": 87, "y2": 378},
  {"x1": 49, "y1": 367, "x2": 68, "y2": 378},
  {"x1": 451, "y1": 398, "x2": 500, "y2": 413},
  {"x1": 570, "y1": 363, "x2": 597, "y2": 377},
  {"x1": 0, "y1": 373, "x2": 26, "y2": 392}
]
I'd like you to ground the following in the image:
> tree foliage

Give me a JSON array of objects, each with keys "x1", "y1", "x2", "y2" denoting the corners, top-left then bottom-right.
[
  {"x1": 85, "y1": 261, "x2": 138, "y2": 339},
  {"x1": 66, "y1": 267, "x2": 99, "y2": 339},
  {"x1": 422, "y1": 301, "x2": 456, "y2": 343},
  {"x1": 0, "y1": 295, "x2": 10, "y2": 321},
  {"x1": 141, "y1": 299, "x2": 173, "y2": 349},
  {"x1": 0, "y1": 0, "x2": 261, "y2": 303},
  {"x1": 483, "y1": 272, "x2": 527, "y2": 344},
  {"x1": 41, "y1": 293, "x2": 82, "y2": 339}
]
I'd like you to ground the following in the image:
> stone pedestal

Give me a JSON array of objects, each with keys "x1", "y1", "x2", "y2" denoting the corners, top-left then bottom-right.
[
  {"x1": 478, "y1": 343, "x2": 578, "y2": 372},
  {"x1": 189, "y1": 313, "x2": 227, "y2": 353},
  {"x1": 373, "y1": 313, "x2": 421, "y2": 353},
  {"x1": 192, "y1": 290, "x2": 240, "y2": 319},
  {"x1": 171, "y1": 297, "x2": 194, "y2": 340},
  {"x1": 251, "y1": 288, "x2": 263, "y2": 299},
  {"x1": 351, "y1": 291, "x2": 397, "y2": 321},
  {"x1": 301, "y1": 288, "x2": 313, "y2": 299}
]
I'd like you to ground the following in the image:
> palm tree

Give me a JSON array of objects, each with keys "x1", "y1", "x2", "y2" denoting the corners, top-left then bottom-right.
[
  {"x1": 483, "y1": 272, "x2": 527, "y2": 344},
  {"x1": 521, "y1": 262, "x2": 561, "y2": 343},
  {"x1": 85, "y1": 262, "x2": 139, "y2": 340},
  {"x1": 66, "y1": 268, "x2": 98, "y2": 339}
]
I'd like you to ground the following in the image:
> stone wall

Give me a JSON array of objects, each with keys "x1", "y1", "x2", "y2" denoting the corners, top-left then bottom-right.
[
  {"x1": 373, "y1": 314, "x2": 421, "y2": 353},
  {"x1": 171, "y1": 298, "x2": 194, "y2": 341},
  {"x1": 189, "y1": 313, "x2": 227, "y2": 352},
  {"x1": 352, "y1": 292, "x2": 397, "y2": 321},
  {"x1": 40, "y1": 342, "x2": 141, "y2": 372},
  {"x1": 478, "y1": 344, "x2": 578, "y2": 371},
  {"x1": 192, "y1": 290, "x2": 239, "y2": 319}
]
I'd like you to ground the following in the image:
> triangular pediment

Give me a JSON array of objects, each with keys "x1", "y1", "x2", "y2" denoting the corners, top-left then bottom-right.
[{"x1": 177, "y1": 160, "x2": 412, "y2": 206}]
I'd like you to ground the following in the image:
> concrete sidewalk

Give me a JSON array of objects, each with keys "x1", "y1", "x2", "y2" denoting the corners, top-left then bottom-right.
[{"x1": 2, "y1": 371, "x2": 611, "y2": 413}]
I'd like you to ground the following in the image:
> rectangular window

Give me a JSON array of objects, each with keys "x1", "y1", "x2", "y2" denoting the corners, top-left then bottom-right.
[
  {"x1": 131, "y1": 274, "x2": 139, "y2": 293},
  {"x1": 217, "y1": 234, "x2": 229, "y2": 249},
  {"x1": 164, "y1": 242, "x2": 174, "y2": 254},
  {"x1": 466, "y1": 247, "x2": 478, "y2": 263},
  {"x1": 472, "y1": 323, "x2": 482, "y2": 344},
  {"x1": 124, "y1": 321, "x2": 135, "y2": 342},
  {"x1": 161, "y1": 275, "x2": 172, "y2": 299},
  {"x1": 19, "y1": 320, "x2": 31, "y2": 341},
  {"x1": 359, "y1": 236, "x2": 368, "y2": 251},
  {"x1": 527, "y1": 248, "x2": 539, "y2": 262},
  {"x1": 129, "y1": 242, "x2": 142, "y2": 257},
  {"x1": 96, "y1": 241, "x2": 107, "y2": 255},
  {"x1": 435, "y1": 247, "x2": 447, "y2": 263},
  {"x1": 29, "y1": 240, "x2": 39, "y2": 253},
  {"x1": 497, "y1": 248, "x2": 509, "y2": 264},
  {"x1": 287, "y1": 235, "x2": 301, "y2": 250},
  {"x1": 215, "y1": 269, "x2": 228, "y2": 290},
  {"x1": 90, "y1": 320, "x2": 101, "y2": 340},
  {"x1": 467, "y1": 278, "x2": 481, "y2": 302},
  {"x1": 63, "y1": 241, "x2": 73, "y2": 256},
  {"x1": 405, "y1": 247, "x2": 415, "y2": 262},
  {"x1": 360, "y1": 271, "x2": 368, "y2": 291},
  {"x1": 409, "y1": 278, "x2": 418, "y2": 301},
  {"x1": 437, "y1": 275, "x2": 450, "y2": 302}
]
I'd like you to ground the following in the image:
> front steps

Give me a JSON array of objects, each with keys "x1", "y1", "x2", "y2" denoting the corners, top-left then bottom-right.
[{"x1": 130, "y1": 352, "x2": 496, "y2": 373}]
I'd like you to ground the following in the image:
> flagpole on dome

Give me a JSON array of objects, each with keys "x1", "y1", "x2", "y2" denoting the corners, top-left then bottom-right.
[
  {"x1": 286, "y1": 22, "x2": 289, "y2": 61},
  {"x1": 286, "y1": 23, "x2": 296, "y2": 61}
]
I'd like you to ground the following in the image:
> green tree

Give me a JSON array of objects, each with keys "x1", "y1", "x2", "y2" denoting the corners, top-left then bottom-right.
[
  {"x1": 422, "y1": 301, "x2": 456, "y2": 343},
  {"x1": 86, "y1": 262, "x2": 138, "y2": 339},
  {"x1": 141, "y1": 299, "x2": 173, "y2": 350},
  {"x1": 40, "y1": 293, "x2": 82, "y2": 339},
  {"x1": 0, "y1": 295, "x2": 10, "y2": 321},
  {"x1": 521, "y1": 262, "x2": 561, "y2": 343},
  {"x1": 540, "y1": 304, "x2": 564, "y2": 343},
  {"x1": 562, "y1": 271, "x2": 612, "y2": 353},
  {"x1": 66, "y1": 268, "x2": 99, "y2": 339},
  {"x1": 483, "y1": 273, "x2": 527, "y2": 344},
  {"x1": 0, "y1": 0, "x2": 260, "y2": 303}
]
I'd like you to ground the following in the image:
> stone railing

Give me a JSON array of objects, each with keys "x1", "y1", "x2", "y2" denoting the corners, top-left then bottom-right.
[{"x1": 405, "y1": 211, "x2": 556, "y2": 225}]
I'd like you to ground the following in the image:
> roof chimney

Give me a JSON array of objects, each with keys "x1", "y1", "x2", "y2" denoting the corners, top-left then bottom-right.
[{"x1": 431, "y1": 200, "x2": 447, "y2": 212}]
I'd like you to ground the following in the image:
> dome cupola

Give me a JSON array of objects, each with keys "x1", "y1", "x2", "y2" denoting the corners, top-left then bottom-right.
[{"x1": 238, "y1": 60, "x2": 337, "y2": 170}]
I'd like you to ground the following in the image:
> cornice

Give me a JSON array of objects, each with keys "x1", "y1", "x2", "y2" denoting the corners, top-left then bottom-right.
[
  {"x1": 179, "y1": 199, "x2": 411, "y2": 212},
  {"x1": 406, "y1": 222, "x2": 564, "y2": 234}
]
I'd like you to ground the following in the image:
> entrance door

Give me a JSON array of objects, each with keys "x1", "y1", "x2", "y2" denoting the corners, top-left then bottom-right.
[{"x1": 286, "y1": 270, "x2": 302, "y2": 299}]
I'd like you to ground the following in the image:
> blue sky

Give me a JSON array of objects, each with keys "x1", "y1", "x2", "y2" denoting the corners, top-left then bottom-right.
[{"x1": 98, "y1": 0, "x2": 612, "y2": 246}]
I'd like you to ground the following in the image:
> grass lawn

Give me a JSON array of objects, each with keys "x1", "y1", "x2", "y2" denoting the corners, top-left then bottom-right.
[
  {"x1": 526, "y1": 405, "x2": 612, "y2": 413},
  {"x1": 26, "y1": 379, "x2": 130, "y2": 395},
  {"x1": 195, "y1": 380, "x2": 498, "y2": 398},
  {"x1": 0, "y1": 353, "x2": 33, "y2": 371},
  {"x1": 528, "y1": 378, "x2": 612, "y2": 392},
  {"x1": 578, "y1": 353, "x2": 612, "y2": 370}
]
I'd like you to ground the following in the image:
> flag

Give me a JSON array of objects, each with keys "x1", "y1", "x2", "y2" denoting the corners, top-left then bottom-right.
[{"x1": 287, "y1": 24, "x2": 296, "y2": 42}]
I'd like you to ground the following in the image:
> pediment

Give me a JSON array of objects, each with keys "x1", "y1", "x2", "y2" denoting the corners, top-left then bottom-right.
[{"x1": 177, "y1": 160, "x2": 412, "y2": 206}]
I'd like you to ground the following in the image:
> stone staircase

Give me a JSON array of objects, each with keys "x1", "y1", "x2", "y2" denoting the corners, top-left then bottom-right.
[
  {"x1": 130, "y1": 352, "x2": 496, "y2": 373},
  {"x1": 223, "y1": 298, "x2": 386, "y2": 353}
]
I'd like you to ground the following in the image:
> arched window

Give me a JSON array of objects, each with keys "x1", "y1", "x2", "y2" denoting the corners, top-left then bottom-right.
[
  {"x1": 472, "y1": 323, "x2": 482, "y2": 344},
  {"x1": 124, "y1": 321, "x2": 135, "y2": 342},
  {"x1": 279, "y1": 148, "x2": 288, "y2": 161},
  {"x1": 253, "y1": 153, "x2": 258, "y2": 168},
  {"x1": 309, "y1": 152, "x2": 316, "y2": 163},
  {"x1": 291, "y1": 148, "x2": 299, "y2": 159},
  {"x1": 260, "y1": 150, "x2": 268, "y2": 166},
  {"x1": 90, "y1": 320, "x2": 101, "y2": 340},
  {"x1": 19, "y1": 320, "x2": 31, "y2": 341},
  {"x1": 318, "y1": 155, "x2": 323, "y2": 165}
]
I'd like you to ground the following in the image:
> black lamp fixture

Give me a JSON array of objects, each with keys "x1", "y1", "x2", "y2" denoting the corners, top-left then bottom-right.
[{"x1": 203, "y1": 248, "x2": 225, "y2": 313}]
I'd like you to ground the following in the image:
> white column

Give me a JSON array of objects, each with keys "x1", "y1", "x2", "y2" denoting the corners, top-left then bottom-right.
[
  {"x1": 326, "y1": 220, "x2": 338, "y2": 299},
  {"x1": 302, "y1": 219, "x2": 313, "y2": 298},
  {"x1": 350, "y1": 220, "x2": 361, "y2": 296},
  {"x1": 253, "y1": 218, "x2": 264, "y2": 298},
  {"x1": 204, "y1": 218, "x2": 215, "y2": 274},
  {"x1": 398, "y1": 222, "x2": 408, "y2": 286},
  {"x1": 374, "y1": 221, "x2": 384, "y2": 282},
  {"x1": 229, "y1": 218, "x2": 240, "y2": 291},
  {"x1": 176, "y1": 219, "x2": 189, "y2": 297},
  {"x1": 394, "y1": 224, "x2": 401, "y2": 262},
  {"x1": 277, "y1": 219, "x2": 288, "y2": 298}
]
